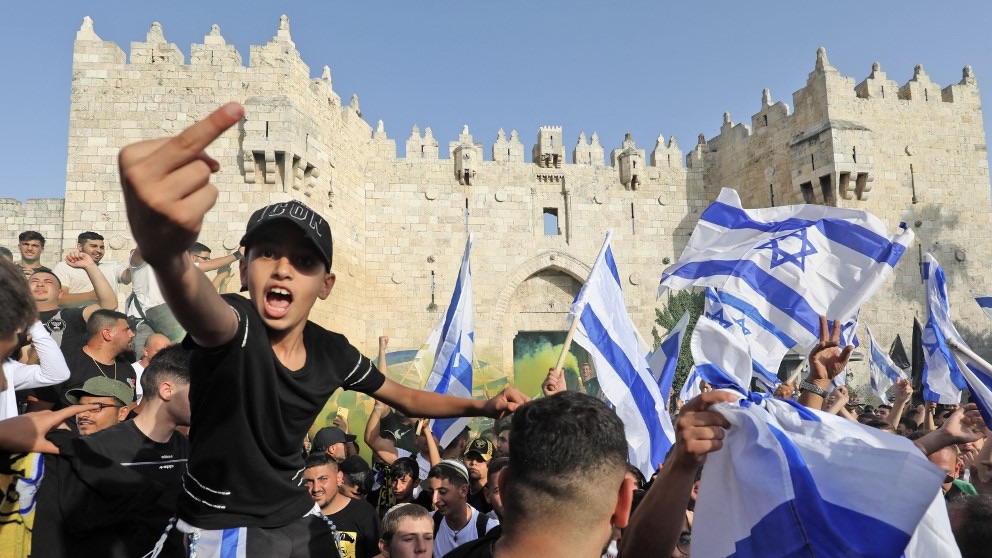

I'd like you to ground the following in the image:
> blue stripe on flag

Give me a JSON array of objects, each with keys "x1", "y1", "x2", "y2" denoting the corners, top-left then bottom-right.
[
  {"x1": 724, "y1": 424, "x2": 912, "y2": 557},
  {"x1": 717, "y1": 290, "x2": 798, "y2": 348},
  {"x1": 703, "y1": 201, "x2": 907, "y2": 265},
  {"x1": 604, "y1": 245, "x2": 622, "y2": 287},
  {"x1": 667, "y1": 259, "x2": 821, "y2": 339},
  {"x1": 977, "y1": 296, "x2": 992, "y2": 309},
  {"x1": 656, "y1": 327, "x2": 682, "y2": 401},
  {"x1": 579, "y1": 307, "x2": 670, "y2": 468},
  {"x1": 220, "y1": 528, "x2": 241, "y2": 558},
  {"x1": 695, "y1": 364, "x2": 746, "y2": 393}
]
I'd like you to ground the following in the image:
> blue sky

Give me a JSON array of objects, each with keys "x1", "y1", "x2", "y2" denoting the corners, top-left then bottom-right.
[{"x1": 2, "y1": 1, "x2": 990, "y2": 201}]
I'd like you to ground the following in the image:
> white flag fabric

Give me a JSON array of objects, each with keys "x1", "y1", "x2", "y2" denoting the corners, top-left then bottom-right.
[
  {"x1": 423, "y1": 235, "x2": 474, "y2": 447},
  {"x1": 920, "y1": 253, "x2": 966, "y2": 404},
  {"x1": 946, "y1": 340, "x2": 992, "y2": 431},
  {"x1": 647, "y1": 311, "x2": 690, "y2": 407},
  {"x1": 693, "y1": 397, "x2": 953, "y2": 557},
  {"x1": 867, "y1": 325, "x2": 907, "y2": 402},
  {"x1": 659, "y1": 188, "x2": 912, "y2": 355},
  {"x1": 703, "y1": 288, "x2": 787, "y2": 391},
  {"x1": 570, "y1": 231, "x2": 675, "y2": 478},
  {"x1": 677, "y1": 366, "x2": 702, "y2": 404},
  {"x1": 691, "y1": 314, "x2": 754, "y2": 393},
  {"x1": 975, "y1": 294, "x2": 992, "y2": 321}
]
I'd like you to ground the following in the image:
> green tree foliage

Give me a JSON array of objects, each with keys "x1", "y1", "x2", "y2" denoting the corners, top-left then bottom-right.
[{"x1": 652, "y1": 289, "x2": 705, "y2": 406}]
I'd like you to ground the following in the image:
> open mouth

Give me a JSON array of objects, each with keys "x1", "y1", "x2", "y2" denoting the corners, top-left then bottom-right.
[{"x1": 264, "y1": 287, "x2": 293, "y2": 318}]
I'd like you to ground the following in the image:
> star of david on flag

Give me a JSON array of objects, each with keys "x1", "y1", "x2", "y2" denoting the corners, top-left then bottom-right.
[
  {"x1": 659, "y1": 188, "x2": 912, "y2": 355},
  {"x1": 702, "y1": 287, "x2": 788, "y2": 392}
]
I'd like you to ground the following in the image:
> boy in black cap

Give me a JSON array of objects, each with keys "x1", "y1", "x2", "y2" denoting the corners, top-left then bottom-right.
[
  {"x1": 118, "y1": 103, "x2": 527, "y2": 557},
  {"x1": 464, "y1": 438, "x2": 494, "y2": 514}
]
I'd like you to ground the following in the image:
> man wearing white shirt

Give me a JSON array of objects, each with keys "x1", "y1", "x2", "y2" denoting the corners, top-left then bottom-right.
[
  {"x1": 1, "y1": 322, "x2": 71, "y2": 419},
  {"x1": 131, "y1": 333, "x2": 171, "y2": 402},
  {"x1": 51, "y1": 232, "x2": 125, "y2": 307}
]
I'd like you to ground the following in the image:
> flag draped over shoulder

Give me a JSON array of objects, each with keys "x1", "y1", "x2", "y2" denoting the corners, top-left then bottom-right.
[
  {"x1": 423, "y1": 235, "x2": 474, "y2": 447},
  {"x1": 570, "y1": 231, "x2": 675, "y2": 478},
  {"x1": 920, "y1": 253, "x2": 966, "y2": 404},
  {"x1": 659, "y1": 188, "x2": 912, "y2": 355},
  {"x1": 647, "y1": 311, "x2": 690, "y2": 405},
  {"x1": 867, "y1": 325, "x2": 906, "y2": 402},
  {"x1": 693, "y1": 396, "x2": 955, "y2": 558}
]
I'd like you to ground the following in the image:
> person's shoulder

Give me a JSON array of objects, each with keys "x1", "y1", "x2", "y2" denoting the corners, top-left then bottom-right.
[{"x1": 444, "y1": 537, "x2": 496, "y2": 558}]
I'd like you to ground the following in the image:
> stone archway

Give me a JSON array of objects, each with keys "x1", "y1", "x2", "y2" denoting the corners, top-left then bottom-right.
[{"x1": 490, "y1": 252, "x2": 591, "y2": 390}]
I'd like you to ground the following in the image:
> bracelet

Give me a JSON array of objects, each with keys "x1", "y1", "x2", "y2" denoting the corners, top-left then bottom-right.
[
  {"x1": 233, "y1": 251, "x2": 243, "y2": 261},
  {"x1": 800, "y1": 380, "x2": 828, "y2": 398}
]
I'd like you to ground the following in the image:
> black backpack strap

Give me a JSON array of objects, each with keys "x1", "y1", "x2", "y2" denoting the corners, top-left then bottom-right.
[
  {"x1": 476, "y1": 511, "x2": 489, "y2": 538},
  {"x1": 433, "y1": 511, "x2": 444, "y2": 536}
]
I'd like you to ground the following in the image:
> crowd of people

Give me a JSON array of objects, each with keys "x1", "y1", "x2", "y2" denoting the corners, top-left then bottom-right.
[{"x1": 1, "y1": 102, "x2": 991, "y2": 558}]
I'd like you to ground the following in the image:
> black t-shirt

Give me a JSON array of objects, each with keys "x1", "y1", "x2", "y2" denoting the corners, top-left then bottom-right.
[
  {"x1": 35, "y1": 347, "x2": 136, "y2": 408},
  {"x1": 39, "y1": 307, "x2": 87, "y2": 351},
  {"x1": 445, "y1": 535, "x2": 497, "y2": 558},
  {"x1": 467, "y1": 486, "x2": 492, "y2": 514},
  {"x1": 179, "y1": 294, "x2": 387, "y2": 529},
  {"x1": 326, "y1": 498, "x2": 382, "y2": 558},
  {"x1": 32, "y1": 422, "x2": 189, "y2": 558}
]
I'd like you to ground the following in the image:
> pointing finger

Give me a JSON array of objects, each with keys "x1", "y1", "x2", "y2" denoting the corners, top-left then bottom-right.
[{"x1": 148, "y1": 102, "x2": 244, "y2": 176}]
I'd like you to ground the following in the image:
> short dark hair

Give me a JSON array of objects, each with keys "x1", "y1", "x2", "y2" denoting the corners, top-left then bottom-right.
[
  {"x1": 18, "y1": 231, "x2": 45, "y2": 246},
  {"x1": 878, "y1": 404, "x2": 892, "y2": 411},
  {"x1": 381, "y1": 504, "x2": 431, "y2": 542},
  {"x1": 898, "y1": 417, "x2": 919, "y2": 433},
  {"x1": 0, "y1": 259, "x2": 37, "y2": 340},
  {"x1": 950, "y1": 495, "x2": 992, "y2": 558},
  {"x1": 427, "y1": 462, "x2": 469, "y2": 489},
  {"x1": 504, "y1": 391, "x2": 627, "y2": 521},
  {"x1": 77, "y1": 231, "x2": 104, "y2": 244},
  {"x1": 0, "y1": 247, "x2": 12, "y2": 261},
  {"x1": 140, "y1": 345, "x2": 191, "y2": 400},
  {"x1": 188, "y1": 242, "x2": 211, "y2": 255},
  {"x1": 305, "y1": 452, "x2": 339, "y2": 470},
  {"x1": 496, "y1": 421, "x2": 512, "y2": 435},
  {"x1": 339, "y1": 455, "x2": 373, "y2": 496},
  {"x1": 29, "y1": 268, "x2": 61, "y2": 289},
  {"x1": 486, "y1": 456, "x2": 509, "y2": 481},
  {"x1": 391, "y1": 456, "x2": 419, "y2": 481},
  {"x1": 86, "y1": 309, "x2": 129, "y2": 339}
]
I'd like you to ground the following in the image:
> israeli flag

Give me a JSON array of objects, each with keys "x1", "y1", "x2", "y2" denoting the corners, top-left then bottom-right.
[
  {"x1": 867, "y1": 325, "x2": 907, "y2": 402},
  {"x1": 647, "y1": 311, "x2": 690, "y2": 407},
  {"x1": 677, "y1": 366, "x2": 703, "y2": 404},
  {"x1": 570, "y1": 231, "x2": 675, "y2": 478},
  {"x1": 920, "y1": 253, "x2": 966, "y2": 404},
  {"x1": 703, "y1": 288, "x2": 788, "y2": 391},
  {"x1": 691, "y1": 315, "x2": 753, "y2": 394},
  {"x1": 946, "y1": 339, "x2": 992, "y2": 430},
  {"x1": 659, "y1": 188, "x2": 912, "y2": 355},
  {"x1": 693, "y1": 395, "x2": 956, "y2": 558},
  {"x1": 975, "y1": 294, "x2": 992, "y2": 321},
  {"x1": 423, "y1": 235, "x2": 474, "y2": 447}
]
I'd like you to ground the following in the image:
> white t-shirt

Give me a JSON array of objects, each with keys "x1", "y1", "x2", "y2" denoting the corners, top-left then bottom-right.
[
  {"x1": 127, "y1": 262, "x2": 166, "y2": 317},
  {"x1": 1, "y1": 322, "x2": 71, "y2": 419},
  {"x1": 51, "y1": 260, "x2": 123, "y2": 298},
  {"x1": 432, "y1": 506, "x2": 499, "y2": 558},
  {"x1": 132, "y1": 361, "x2": 146, "y2": 401}
]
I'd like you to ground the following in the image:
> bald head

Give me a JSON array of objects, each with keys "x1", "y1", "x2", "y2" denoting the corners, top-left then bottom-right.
[{"x1": 142, "y1": 333, "x2": 172, "y2": 366}]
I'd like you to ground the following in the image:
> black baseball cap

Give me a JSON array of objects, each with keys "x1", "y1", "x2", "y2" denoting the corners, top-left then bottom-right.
[
  {"x1": 240, "y1": 200, "x2": 332, "y2": 271},
  {"x1": 312, "y1": 426, "x2": 356, "y2": 452}
]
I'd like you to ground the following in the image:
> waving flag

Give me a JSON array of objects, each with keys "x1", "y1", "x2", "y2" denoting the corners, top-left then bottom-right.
[
  {"x1": 570, "y1": 231, "x2": 675, "y2": 478},
  {"x1": 703, "y1": 288, "x2": 788, "y2": 391},
  {"x1": 693, "y1": 397, "x2": 954, "y2": 557},
  {"x1": 423, "y1": 235, "x2": 474, "y2": 447},
  {"x1": 946, "y1": 340, "x2": 992, "y2": 430},
  {"x1": 920, "y1": 253, "x2": 966, "y2": 404},
  {"x1": 975, "y1": 294, "x2": 992, "y2": 321},
  {"x1": 659, "y1": 188, "x2": 912, "y2": 355},
  {"x1": 648, "y1": 311, "x2": 690, "y2": 407},
  {"x1": 677, "y1": 366, "x2": 703, "y2": 404},
  {"x1": 867, "y1": 325, "x2": 907, "y2": 402},
  {"x1": 690, "y1": 315, "x2": 753, "y2": 393}
]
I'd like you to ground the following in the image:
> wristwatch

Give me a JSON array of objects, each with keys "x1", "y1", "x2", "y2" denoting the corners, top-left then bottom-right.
[{"x1": 800, "y1": 380, "x2": 828, "y2": 398}]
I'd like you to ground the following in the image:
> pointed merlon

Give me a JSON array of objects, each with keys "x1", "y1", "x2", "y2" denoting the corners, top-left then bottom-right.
[
  {"x1": 815, "y1": 46, "x2": 831, "y2": 72},
  {"x1": 350, "y1": 94, "x2": 361, "y2": 116},
  {"x1": 761, "y1": 88, "x2": 772, "y2": 106},
  {"x1": 377, "y1": 120, "x2": 385, "y2": 134},
  {"x1": 147, "y1": 22, "x2": 166, "y2": 43},
  {"x1": 204, "y1": 24, "x2": 225, "y2": 45},
  {"x1": 77, "y1": 16, "x2": 100, "y2": 41},
  {"x1": 871, "y1": 61, "x2": 881, "y2": 77},
  {"x1": 913, "y1": 64, "x2": 927, "y2": 81},
  {"x1": 723, "y1": 112, "x2": 731, "y2": 125},
  {"x1": 322, "y1": 65, "x2": 331, "y2": 83},
  {"x1": 277, "y1": 15, "x2": 292, "y2": 42},
  {"x1": 962, "y1": 65, "x2": 976, "y2": 86},
  {"x1": 496, "y1": 128, "x2": 506, "y2": 141}
]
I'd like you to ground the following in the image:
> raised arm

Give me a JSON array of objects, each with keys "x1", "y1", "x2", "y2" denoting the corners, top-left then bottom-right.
[
  {"x1": 420, "y1": 418, "x2": 442, "y2": 467},
  {"x1": 913, "y1": 403, "x2": 985, "y2": 455},
  {"x1": 118, "y1": 103, "x2": 244, "y2": 347},
  {"x1": 7, "y1": 321, "x2": 71, "y2": 389},
  {"x1": 0, "y1": 405, "x2": 99, "y2": 454},
  {"x1": 365, "y1": 402, "x2": 400, "y2": 465},
  {"x1": 886, "y1": 379, "x2": 914, "y2": 428},
  {"x1": 371, "y1": 377, "x2": 528, "y2": 421},
  {"x1": 61, "y1": 251, "x2": 119, "y2": 321},
  {"x1": 619, "y1": 391, "x2": 737, "y2": 558},
  {"x1": 797, "y1": 316, "x2": 853, "y2": 409}
]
